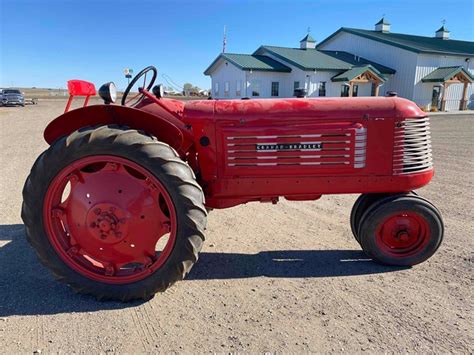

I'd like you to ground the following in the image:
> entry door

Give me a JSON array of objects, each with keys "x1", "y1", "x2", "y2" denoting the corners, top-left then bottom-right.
[{"x1": 431, "y1": 86, "x2": 441, "y2": 109}]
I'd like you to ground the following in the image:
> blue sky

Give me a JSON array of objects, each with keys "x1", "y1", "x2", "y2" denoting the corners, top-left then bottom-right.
[{"x1": 1, "y1": 0, "x2": 473, "y2": 90}]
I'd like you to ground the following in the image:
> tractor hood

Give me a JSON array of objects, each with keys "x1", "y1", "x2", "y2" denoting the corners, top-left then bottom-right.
[{"x1": 209, "y1": 97, "x2": 425, "y2": 121}]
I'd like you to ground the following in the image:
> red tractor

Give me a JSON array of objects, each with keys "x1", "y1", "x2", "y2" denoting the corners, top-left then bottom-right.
[{"x1": 22, "y1": 66, "x2": 443, "y2": 301}]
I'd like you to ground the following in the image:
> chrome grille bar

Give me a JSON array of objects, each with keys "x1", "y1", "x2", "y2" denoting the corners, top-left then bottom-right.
[{"x1": 393, "y1": 117, "x2": 433, "y2": 175}]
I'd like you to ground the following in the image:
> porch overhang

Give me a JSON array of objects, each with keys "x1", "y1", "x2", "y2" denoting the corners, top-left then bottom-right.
[
  {"x1": 422, "y1": 66, "x2": 473, "y2": 111},
  {"x1": 331, "y1": 65, "x2": 387, "y2": 83},
  {"x1": 421, "y1": 66, "x2": 473, "y2": 83}
]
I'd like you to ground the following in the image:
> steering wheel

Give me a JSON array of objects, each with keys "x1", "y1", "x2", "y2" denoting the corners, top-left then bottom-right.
[{"x1": 121, "y1": 66, "x2": 157, "y2": 106}]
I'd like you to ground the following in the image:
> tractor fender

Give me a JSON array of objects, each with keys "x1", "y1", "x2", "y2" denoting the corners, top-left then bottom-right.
[{"x1": 44, "y1": 104, "x2": 194, "y2": 155}]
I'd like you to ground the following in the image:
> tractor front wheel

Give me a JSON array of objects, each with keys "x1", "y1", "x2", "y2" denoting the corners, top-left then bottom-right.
[
  {"x1": 357, "y1": 195, "x2": 443, "y2": 266},
  {"x1": 350, "y1": 193, "x2": 389, "y2": 243},
  {"x1": 350, "y1": 191, "x2": 419, "y2": 244},
  {"x1": 22, "y1": 125, "x2": 207, "y2": 301}
]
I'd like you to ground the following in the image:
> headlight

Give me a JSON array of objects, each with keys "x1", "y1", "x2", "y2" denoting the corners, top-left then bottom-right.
[
  {"x1": 152, "y1": 84, "x2": 165, "y2": 98},
  {"x1": 98, "y1": 82, "x2": 117, "y2": 104}
]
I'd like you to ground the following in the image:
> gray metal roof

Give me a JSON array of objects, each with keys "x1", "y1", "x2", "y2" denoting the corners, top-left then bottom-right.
[
  {"x1": 320, "y1": 51, "x2": 395, "y2": 74},
  {"x1": 331, "y1": 65, "x2": 386, "y2": 82},
  {"x1": 375, "y1": 17, "x2": 390, "y2": 25},
  {"x1": 204, "y1": 53, "x2": 291, "y2": 75},
  {"x1": 254, "y1": 46, "x2": 395, "y2": 73},
  {"x1": 317, "y1": 27, "x2": 474, "y2": 56},
  {"x1": 421, "y1": 66, "x2": 473, "y2": 82},
  {"x1": 254, "y1": 46, "x2": 353, "y2": 71},
  {"x1": 300, "y1": 34, "x2": 316, "y2": 43}
]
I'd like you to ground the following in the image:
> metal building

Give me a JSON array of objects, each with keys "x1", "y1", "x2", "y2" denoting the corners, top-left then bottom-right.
[{"x1": 204, "y1": 18, "x2": 473, "y2": 111}]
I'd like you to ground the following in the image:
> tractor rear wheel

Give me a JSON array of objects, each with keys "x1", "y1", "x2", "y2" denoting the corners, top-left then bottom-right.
[
  {"x1": 22, "y1": 125, "x2": 207, "y2": 301},
  {"x1": 357, "y1": 195, "x2": 443, "y2": 266}
]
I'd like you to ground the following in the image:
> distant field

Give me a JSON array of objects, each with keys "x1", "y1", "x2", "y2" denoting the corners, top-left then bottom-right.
[
  {"x1": 18, "y1": 88, "x2": 69, "y2": 99},
  {"x1": 13, "y1": 88, "x2": 202, "y2": 101}
]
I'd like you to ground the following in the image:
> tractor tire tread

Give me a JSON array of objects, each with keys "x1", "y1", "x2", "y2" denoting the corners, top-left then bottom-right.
[
  {"x1": 358, "y1": 195, "x2": 443, "y2": 266},
  {"x1": 22, "y1": 125, "x2": 206, "y2": 301}
]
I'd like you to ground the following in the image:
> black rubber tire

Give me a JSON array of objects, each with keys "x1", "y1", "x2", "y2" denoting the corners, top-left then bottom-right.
[
  {"x1": 350, "y1": 193, "x2": 390, "y2": 243},
  {"x1": 22, "y1": 125, "x2": 207, "y2": 301},
  {"x1": 358, "y1": 195, "x2": 443, "y2": 266},
  {"x1": 351, "y1": 191, "x2": 419, "y2": 244}
]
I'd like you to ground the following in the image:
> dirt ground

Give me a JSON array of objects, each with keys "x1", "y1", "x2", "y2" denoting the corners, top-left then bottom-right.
[{"x1": 0, "y1": 100, "x2": 472, "y2": 353}]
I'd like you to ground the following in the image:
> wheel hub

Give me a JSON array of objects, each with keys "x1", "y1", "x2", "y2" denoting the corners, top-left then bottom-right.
[
  {"x1": 86, "y1": 203, "x2": 129, "y2": 243},
  {"x1": 43, "y1": 155, "x2": 177, "y2": 284},
  {"x1": 376, "y1": 212, "x2": 429, "y2": 256},
  {"x1": 395, "y1": 230, "x2": 410, "y2": 242}
]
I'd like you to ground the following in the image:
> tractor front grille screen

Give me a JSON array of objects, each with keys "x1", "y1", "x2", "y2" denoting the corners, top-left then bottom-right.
[
  {"x1": 354, "y1": 127, "x2": 367, "y2": 169},
  {"x1": 222, "y1": 123, "x2": 365, "y2": 175},
  {"x1": 393, "y1": 117, "x2": 433, "y2": 175}
]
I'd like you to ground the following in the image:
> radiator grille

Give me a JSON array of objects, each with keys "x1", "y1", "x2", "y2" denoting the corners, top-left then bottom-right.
[
  {"x1": 393, "y1": 117, "x2": 433, "y2": 175},
  {"x1": 354, "y1": 127, "x2": 367, "y2": 169},
  {"x1": 225, "y1": 132, "x2": 356, "y2": 168}
]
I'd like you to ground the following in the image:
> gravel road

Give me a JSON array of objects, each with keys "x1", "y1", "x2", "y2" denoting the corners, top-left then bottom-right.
[{"x1": 0, "y1": 100, "x2": 472, "y2": 353}]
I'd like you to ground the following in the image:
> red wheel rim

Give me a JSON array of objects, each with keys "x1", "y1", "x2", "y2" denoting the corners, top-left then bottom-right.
[
  {"x1": 43, "y1": 155, "x2": 177, "y2": 284},
  {"x1": 375, "y1": 211, "x2": 430, "y2": 258}
]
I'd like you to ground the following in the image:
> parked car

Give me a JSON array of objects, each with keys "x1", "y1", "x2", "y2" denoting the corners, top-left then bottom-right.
[{"x1": 0, "y1": 88, "x2": 25, "y2": 106}]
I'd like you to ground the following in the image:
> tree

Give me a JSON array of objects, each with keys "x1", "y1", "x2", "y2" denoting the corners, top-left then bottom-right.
[
  {"x1": 183, "y1": 83, "x2": 193, "y2": 91},
  {"x1": 183, "y1": 83, "x2": 201, "y2": 96}
]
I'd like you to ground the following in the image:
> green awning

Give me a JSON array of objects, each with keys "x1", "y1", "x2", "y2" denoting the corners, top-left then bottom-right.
[
  {"x1": 331, "y1": 65, "x2": 386, "y2": 82},
  {"x1": 421, "y1": 66, "x2": 473, "y2": 83}
]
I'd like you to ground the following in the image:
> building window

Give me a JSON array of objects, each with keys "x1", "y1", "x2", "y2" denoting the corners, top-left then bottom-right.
[
  {"x1": 251, "y1": 80, "x2": 261, "y2": 97},
  {"x1": 341, "y1": 85, "x2": 349, "y2": 97},
  {"x1": 224, "y1": 81, "x2": 230, "y2": 97},
  {"x1": 214, "y1": 82, "x2": 219, "y2": 96},
  {"x1": 294, "y1": 81, "x2": 300, "y2": 90},
  {"x1": 319, "y1": 82, "x2": 326, "y2": 97},
  {"x1": 271, "y1": 82, "x2": 279, "y2": 97},
  {"x1": 236, "y1": 80, "x2": 241, "y2": 96},
  {"x1": 341, "y1": 84, "x2": 358, "y2": 97}
]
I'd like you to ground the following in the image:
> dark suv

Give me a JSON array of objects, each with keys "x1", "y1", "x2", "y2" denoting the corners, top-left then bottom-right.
[{"x1": 0, "y1": 89, "x2": 25, "y2": 106}]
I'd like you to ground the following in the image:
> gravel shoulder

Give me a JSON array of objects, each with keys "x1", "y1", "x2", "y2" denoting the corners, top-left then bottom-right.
[{"x1": 0, "y1": 101, "x2": 472, "y2": 353}]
